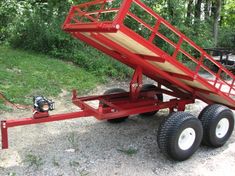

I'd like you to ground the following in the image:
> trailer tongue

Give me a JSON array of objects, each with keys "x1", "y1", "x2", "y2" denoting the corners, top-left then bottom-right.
[{"x1": 1, "y1": 0, "x2": 234, "y2": 161}]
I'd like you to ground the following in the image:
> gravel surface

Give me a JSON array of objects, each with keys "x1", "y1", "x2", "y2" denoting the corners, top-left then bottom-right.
[{"x1": 0, "y1": 80, "x2": 235, "y2": 176}]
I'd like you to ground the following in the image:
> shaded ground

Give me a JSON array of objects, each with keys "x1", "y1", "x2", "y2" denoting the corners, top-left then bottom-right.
[{"x1": 0, "y1": 80, "x2": 235, "y2": 176}]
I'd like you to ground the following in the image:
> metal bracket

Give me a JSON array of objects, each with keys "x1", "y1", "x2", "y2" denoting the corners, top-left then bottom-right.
[{"x1": 130, "y1": 67, "x2": 143, "y2": 100}]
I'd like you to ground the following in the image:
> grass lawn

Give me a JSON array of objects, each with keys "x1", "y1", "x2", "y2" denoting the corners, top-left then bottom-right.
[{"x1": 0, "y1": 46, "x2": 101, "y2": 110}]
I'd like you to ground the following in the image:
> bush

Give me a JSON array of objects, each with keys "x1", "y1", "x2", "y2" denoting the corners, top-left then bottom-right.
[
  {"x1": 0, "y1": 0, "x2": 19, "y2": 43},
  {"x1": 2, "y1": 0, "x2": 232, "y2": 81},
  {"x1": 218, "y1": 27, "x2": 235, "y2": 49},
  {"x1": 6, "y1": 0, "x2": 131, "y2": 80}
]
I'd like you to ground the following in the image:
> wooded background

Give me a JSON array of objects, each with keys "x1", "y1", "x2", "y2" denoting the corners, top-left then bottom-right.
[{"x1": 0, "y1": 0, "x2": 234, "y2": 78}]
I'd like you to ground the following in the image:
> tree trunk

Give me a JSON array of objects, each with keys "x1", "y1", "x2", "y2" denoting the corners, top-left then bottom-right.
[
  {"x1": 204, "y1": 0, "x2": 210, "y2": 21},
  {"x1": 186, "y1": 0, "x2": 194, "y2": 24},
  {"x1": 167, "y1": 0, "x2": 174, "y2": 23},
  {"x1": 213, "y1": 0, "x2": 222, "y2": 46},
  {"x1": 195, "y1": 0, "x2": 203, "y2": 19}
]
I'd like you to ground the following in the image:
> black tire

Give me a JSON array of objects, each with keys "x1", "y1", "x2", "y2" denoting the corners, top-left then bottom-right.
[
  {"x1": 102, "y1": 88, "x2": 128, "y2": 123},
  {"x1": 157, "y1": 112, "x2": 203, "y2": 161},
  {"x1": 139, "y1": 84, "x2": 163, "y2": 116},
  {"x1": 198, "y1": 104, "x2": 234, "y2": 147}
]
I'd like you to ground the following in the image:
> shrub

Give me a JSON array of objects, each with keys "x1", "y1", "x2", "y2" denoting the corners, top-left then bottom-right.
[
  {"x1": 218, "y1": 27, "x2": 235, "y2": 49},
  {"x1": 6, "y1": 1, "x2": 131, "y2": 80}
]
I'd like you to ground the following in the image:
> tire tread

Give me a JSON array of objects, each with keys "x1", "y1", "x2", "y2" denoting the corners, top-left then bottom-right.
[
  {"x1": 198, "y1": 104, "x2": 234, "y2": 147},
  {"x1": 157, "y1": 112, "x2": 202, "y2": 160}
]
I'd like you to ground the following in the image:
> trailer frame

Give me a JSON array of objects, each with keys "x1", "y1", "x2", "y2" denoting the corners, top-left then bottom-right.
[
  {"x1": 1, "y1": 1, "x2": 235, "y2": 160},
  {"x1": 1, "y1": 67, "x2": 194, "y2": 149}
]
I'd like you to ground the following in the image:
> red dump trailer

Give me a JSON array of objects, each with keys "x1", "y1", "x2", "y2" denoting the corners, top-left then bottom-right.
[{"x1": 1, "y1": 0, "x2": 234, "y2": 161}]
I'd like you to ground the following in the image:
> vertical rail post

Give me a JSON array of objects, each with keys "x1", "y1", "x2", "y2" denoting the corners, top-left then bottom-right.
[
  {"x1": 172, "y1": 37, "x2": 183, "y2": 59},
  {"x1": 194, "y1": 53, "x2": 205, "y2": 76},
  {"x1": 228, "y1": 79, "x2": 235, "y2": 96},
  {"x1": 1, "y1": 121, "x2": 8, "y2": 149},
  {"x1": 149, "y1": 19, "x2": 161, "y2": 42},
  {"x1": 62, "y1": 6, "x2": 76, "y2": 28},
  {"x1": 214, "y1": 69, "x2": 222, "y2": 87},
  {"x1": 113, "y1": 0, "x2": 133, "y2": 25}
]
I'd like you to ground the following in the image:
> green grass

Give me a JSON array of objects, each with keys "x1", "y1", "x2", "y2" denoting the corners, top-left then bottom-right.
[
  {"x1": 0, "y1": 46, "x2": 101, "y2": 107},
  {"x1": 117, "y1": 147, "x2": 138, "y2": 156},
  {"x1": 0, "y1": 99, "x2": 12, "y2": 112},
  {"x1": 52, "y1": 157, "x2": 60, "y2": 167},
  {"x1": 23, "y1": 154, "x2": 44, "y2": 169}
]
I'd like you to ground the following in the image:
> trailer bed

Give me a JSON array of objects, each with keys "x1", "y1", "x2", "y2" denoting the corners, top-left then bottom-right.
[{"x1": 63, "y1": 0, "x2": 235, "y2": 109}]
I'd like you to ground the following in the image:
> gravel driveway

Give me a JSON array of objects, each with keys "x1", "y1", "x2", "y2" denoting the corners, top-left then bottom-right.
[{"x1": 0, "y1": 80, "x2": 235, "y2": 176}]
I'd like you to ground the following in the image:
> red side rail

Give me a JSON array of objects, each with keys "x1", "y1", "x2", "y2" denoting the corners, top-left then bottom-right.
[
  {"x1": 63, "y1": 0, "x2": 235, "y2": 107},
  {"x1": 1, "y1": 111, "x2": 90, "y2": 149},
  {"x1": 63, "y1": 0, "x2": 119, "y2": 32},
  {"x1": 117, "y1": 0, "x2": 235, "y2": 100}
]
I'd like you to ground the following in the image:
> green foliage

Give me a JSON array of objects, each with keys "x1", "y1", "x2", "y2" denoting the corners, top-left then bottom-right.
[
  {"x1": 7, "y1": 172, "x2": 16, "y2": 176},
  {"x1": 67, "y1": 132, "x2": 79, "y2": 152},
  {"x1": 52, "y1": 157, "x2": 60, "y2": 167},
  {"x1": 0, "y1": 0, "x2": 18, "y2": 42},
  {"x1": 221, "y1": 0, "x2": 235, "y2": 27},
  {"x1": 1, "y1": 0, "x2": 130, "y2": 80},
  {"x1": 8, "y1": 1, "x2": 71, "y2": 53},
  {"x1": 69, "y1": 160, "x2": 80, "y2": 167},
  {"x1": 0, "y1": 99, "x2": 12, "y2": 112},
  {"x1": 117, "y1": 147, "x2": 138, "y2": 156},
  {"x1": 218, "y1": 27, "x2": 235, "y2": 49},
  {"x1": 24, "y1": 154, "x2": 44, "y2": 169}
]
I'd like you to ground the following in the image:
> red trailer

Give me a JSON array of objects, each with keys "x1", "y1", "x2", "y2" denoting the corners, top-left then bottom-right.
[{"x1": 1, "y1": 0, "x2": 235, "y2": 161}]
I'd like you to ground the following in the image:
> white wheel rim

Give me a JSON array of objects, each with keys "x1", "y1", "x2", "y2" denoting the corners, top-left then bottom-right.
[
  {"x1": 216, "y1": 118, "x2": 229, "y2": 138},
  {"x1": 178, "y1": 128, "x2": 196, "y2": 150}
]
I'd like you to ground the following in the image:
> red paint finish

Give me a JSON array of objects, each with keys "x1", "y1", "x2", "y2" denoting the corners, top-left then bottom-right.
[
  {"x1": 1, "y1": 121, "x2": 8, "y2": 149},
  {"x1": 62, "y1": 0, "x2": 235, "y2": 106},
  {"x1": 33, "y1": 111, "x2": 49, "y2": 119},
  {"x1": 1, "y1": 86, "x2": 194, "y2": 149},
  {"x1": 1, "y1": 0, "x2": 235, "y2": 149},
  {"x1": 1, "y1": 111, "x2": 89, "y2": 148},
  {"x1": 130, "y1": 67, "x2": 143, "y2": 100}
]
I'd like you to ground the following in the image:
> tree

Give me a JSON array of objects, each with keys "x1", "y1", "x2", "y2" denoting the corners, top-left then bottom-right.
[
  {"x1": 204, "y1": 0, "x2": 211, "y2": 22},
  {"x1": 213, "y1": 0, "x2": 222, "y2": 46},
  {"x1": 186, "y1": 0, "x2": 194, "y2": 25},
  {"x1": 195, "y1": 0, "x2": 203, "y2": 19}
]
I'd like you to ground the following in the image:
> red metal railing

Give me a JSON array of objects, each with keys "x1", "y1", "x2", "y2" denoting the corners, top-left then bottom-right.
[
  {"x1": 124, "y1": 0, "x2": 235, "y2": 99},
  {"x1": 63, "y1": 0, "x2": 120, "y2": 31},
  {"x1": 63, "y1": 0, "x2": 235, "y2": 100}
]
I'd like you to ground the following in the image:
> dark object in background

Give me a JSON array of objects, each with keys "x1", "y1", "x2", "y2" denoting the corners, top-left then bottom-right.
[{"x1": 204, "y1": 48, "x2": 235, "y2": 74}]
